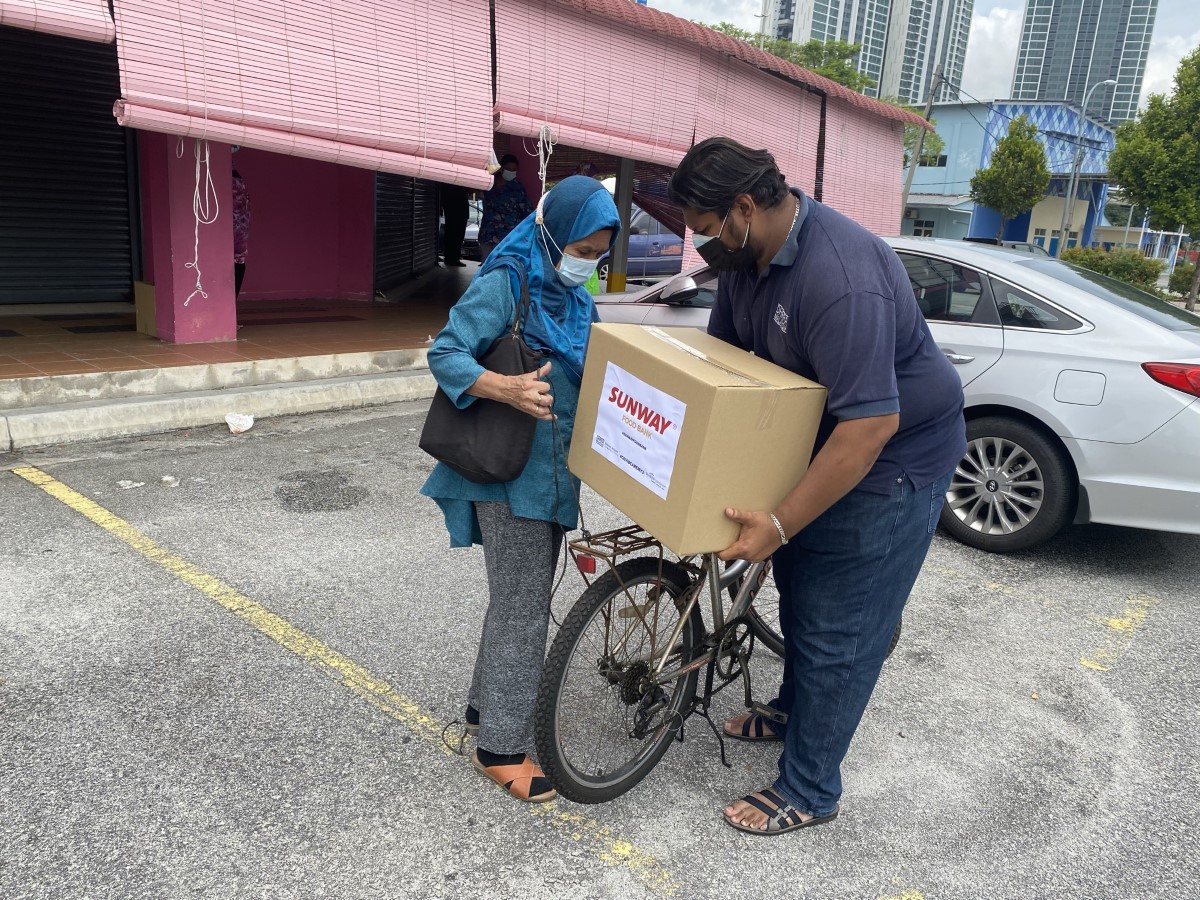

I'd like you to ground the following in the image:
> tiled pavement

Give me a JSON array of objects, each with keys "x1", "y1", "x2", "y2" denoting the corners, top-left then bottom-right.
[{"x1": 0, "y1": 265, "x2": 478, "y2": 382}]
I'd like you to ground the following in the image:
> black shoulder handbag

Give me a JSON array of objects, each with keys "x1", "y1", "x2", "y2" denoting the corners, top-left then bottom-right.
[{"x1": 419, "y1": 264, "x2": 545, "y2": 484}]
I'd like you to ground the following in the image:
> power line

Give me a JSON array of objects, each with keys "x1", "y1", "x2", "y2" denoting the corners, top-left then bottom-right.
[{"x1": 940, "y1": 75, "x2": 1114, "y2": 156}]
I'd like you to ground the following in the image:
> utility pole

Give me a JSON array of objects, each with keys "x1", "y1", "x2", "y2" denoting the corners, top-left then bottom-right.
[
  {"x1": 757, "y1": 0, "x2": 770, "y2": 49},
  {"x1": 1122, "y1": 203, "x2": 1135, "y2": 248},
  {"x1": 899, "y1": 65, "x2": 942, "y2": 224},
  {"x1": 1055, "y1": 78, "x2": 1115, "y2": 257}
]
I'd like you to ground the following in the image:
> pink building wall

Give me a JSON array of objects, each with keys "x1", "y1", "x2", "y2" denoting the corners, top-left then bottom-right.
[
  {"x1": 821, "y1": 99, "x2": 906, "y2": 236},
  {"x1": 228, "y1": 149, "x2": 375, "y2": 302},
  {"x1": 138, "y1": 132, "x2": 237, "y2": 342}
]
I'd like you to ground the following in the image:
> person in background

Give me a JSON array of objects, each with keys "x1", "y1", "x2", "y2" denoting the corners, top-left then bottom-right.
[
  {"x1": 478, "y1": 153, "x2": 532, "y2": 262},
  {"x1": 421, "y1": 177, "x2": 620, "y2": 803},
  {"x1": 440, "y1": 183, "x2": 470, "y2": 267},
  {"x1": 231, "y1": 146, "x2": 250, "y2": 298},
  {"x1": 667, "y1": 137, "x2": 966, "y2": 836}
]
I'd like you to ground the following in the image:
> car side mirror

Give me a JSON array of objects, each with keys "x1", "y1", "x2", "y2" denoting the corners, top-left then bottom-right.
[{"x1": 660, "y1": 274, "x2": 700, "y2": 305}]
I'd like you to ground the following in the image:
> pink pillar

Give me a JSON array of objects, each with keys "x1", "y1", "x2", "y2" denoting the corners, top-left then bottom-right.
[{"x1": 140, "y1": 132, "x2": 238, "y2": 343}]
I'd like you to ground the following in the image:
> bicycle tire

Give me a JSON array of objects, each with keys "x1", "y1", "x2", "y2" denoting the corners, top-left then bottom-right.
[
  {"x1": 534, "y1": 557, "x2": 703, "y2": 804},
  {"x1": 746, "y1": 594, "x2": 784, "y2": 657}
]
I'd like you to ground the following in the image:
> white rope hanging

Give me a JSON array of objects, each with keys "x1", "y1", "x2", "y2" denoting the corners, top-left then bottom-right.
[{"x1": 534, "y1": 124, "x2": 556, "y2": 224}]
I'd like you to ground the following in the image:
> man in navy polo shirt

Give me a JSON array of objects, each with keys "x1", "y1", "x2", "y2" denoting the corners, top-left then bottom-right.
[{"x1": 668, "y1": 137, "x2": 965, "y2": 836}]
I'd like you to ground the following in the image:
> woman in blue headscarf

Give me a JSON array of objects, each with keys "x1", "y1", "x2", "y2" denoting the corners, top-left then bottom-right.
[{"x1": 421, "y1": 175, "x2": 620, "y2": 803}]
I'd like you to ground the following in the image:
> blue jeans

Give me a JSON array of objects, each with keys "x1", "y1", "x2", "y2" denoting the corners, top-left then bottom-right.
[{"x1": 767, "y1": 470, "x2": 952, "y2": 816}]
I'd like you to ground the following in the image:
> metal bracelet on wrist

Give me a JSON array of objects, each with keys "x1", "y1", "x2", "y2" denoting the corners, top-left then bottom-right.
[{"x1": 769, "y1": 512, "x2": 788, "y2": 546}]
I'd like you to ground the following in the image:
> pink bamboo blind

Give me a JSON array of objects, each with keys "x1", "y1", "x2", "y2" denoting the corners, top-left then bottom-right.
[
  {"x1": 493, "y1": 0, "x2": 699, "y2": 168},
  {"x1": 694, "y1": 56, "x2": 822, "y2": 198},
  {"x1": 111, "y1": 0, "x2": 495, "y2": 189},
  {"x1": 0, "y1": 0, "x2": 114, "y2": 43}
]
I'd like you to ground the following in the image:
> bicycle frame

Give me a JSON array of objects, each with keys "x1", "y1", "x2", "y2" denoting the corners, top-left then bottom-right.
[
  {"x1": 647, "y1": 553, "x2": 769, "y2": 684},
  {"x1": 568, "y1": 527, "x2": 771, "y2": 688}
]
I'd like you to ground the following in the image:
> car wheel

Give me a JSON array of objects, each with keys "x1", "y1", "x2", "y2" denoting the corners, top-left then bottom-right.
[
  {"x1": 598, "y1": 261, "x2": 610, "y2": 281},
  {"x1": 939, "y1": 416, "x2": 1076, "y2": 553}
]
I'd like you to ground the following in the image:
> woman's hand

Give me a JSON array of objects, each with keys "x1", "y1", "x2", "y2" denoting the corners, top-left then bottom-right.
[
  {"x1": 466, "y1": 361, "x2": 555, "y2": 419},
  {"x1": 506, "y1": 361, "x2": 555, "y2": 420}
]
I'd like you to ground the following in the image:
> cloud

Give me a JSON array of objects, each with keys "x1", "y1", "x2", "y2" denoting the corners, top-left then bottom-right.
[
  {"x1": 959, "y1": 6, "x2": 1024, "y2": 100},
  {"x1": 1140, "y1": 31, "x2": 1200, "y2": 103},
  {"x1": 648, "y1": 0, "x2": 762, "y2": 31}
]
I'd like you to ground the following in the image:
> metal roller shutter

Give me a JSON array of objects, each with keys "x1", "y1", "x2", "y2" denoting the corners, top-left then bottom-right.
[
  {"x1": 0, "y1": 26, "x2": 134, "y2": 304},
  {"x1": 411, "y1": 178, "x2": 439, "y2": 277},
  {"x1": 373, "y1": 172, "x2": 415, "y2": 293}
]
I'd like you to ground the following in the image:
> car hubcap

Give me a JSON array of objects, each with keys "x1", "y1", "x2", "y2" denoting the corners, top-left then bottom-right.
[{"x1": 947, "y1": 436, "x2": 1045, "y2": 535}]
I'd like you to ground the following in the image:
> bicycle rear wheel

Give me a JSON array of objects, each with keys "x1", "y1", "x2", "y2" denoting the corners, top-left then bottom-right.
[{"x1": 534, "y1": 557, "x2": 703, "y2": 804}]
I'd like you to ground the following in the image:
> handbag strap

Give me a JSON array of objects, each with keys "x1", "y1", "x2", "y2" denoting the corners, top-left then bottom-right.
[{"x1": 508, "y1": 262, "x2": 533, "y2": 339}]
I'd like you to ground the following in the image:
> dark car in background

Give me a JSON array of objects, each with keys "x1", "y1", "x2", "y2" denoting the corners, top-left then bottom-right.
[{"x1": 598, "y1": 205, "x2": 684, "y2": 283}]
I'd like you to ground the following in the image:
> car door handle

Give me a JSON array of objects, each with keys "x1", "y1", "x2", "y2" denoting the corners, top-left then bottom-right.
[{"x1": 943, "y1": 350, "x2": 975, "y2": 364}]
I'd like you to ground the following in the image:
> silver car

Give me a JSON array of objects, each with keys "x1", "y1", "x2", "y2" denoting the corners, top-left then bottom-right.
[{"x1": 595, "y1": 238, "x2": 1200, "y2": 553}]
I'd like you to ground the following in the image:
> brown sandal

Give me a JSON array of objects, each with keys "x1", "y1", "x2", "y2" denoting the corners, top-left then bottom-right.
[{"x1": 471, "y1": 751, "x2": 557, "y2": 803}]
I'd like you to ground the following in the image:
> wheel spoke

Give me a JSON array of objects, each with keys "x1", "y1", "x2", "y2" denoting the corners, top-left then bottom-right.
[{"x1": 541, "y1": 561, "x2": 697, "y2": 798}]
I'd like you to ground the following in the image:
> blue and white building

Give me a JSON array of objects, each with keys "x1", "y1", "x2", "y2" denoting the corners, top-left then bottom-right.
[{"x1": 902, "y1": 99, "x2": 1116, "y2": 253}]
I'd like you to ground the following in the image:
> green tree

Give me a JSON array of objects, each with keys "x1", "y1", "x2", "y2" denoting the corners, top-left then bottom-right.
[
  {"x1": 1108, "y1": 48, "x2": 1200, "y2": 310},
  {"x1": 969, "y1": 116, "x2": 1051, "y2": 241},
  {"x1": 707, "y1": 23, "x2": 876, "y2": 93},
  {"x1": 884, "y1": 98, "x2": 945, "y2": 168},
  {"x1": 1104, "y1": 202, "x2": 1133, "y2": 228}
]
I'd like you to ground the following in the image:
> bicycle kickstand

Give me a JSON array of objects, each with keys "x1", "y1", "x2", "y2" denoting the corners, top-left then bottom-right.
[
  {"x1": 738, "y1": 643, "x2": 789, "y2": 733},
  {"x1": 694, "y1": 659, "x2": 732, "y2": 768}
]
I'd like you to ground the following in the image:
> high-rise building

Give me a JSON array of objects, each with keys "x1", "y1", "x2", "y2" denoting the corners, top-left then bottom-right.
[
  {"x1": 1010, "y1": 0, "x2": 1157, "y2": 123},
  {"x1": 767, "y1": 0, "x2": 974, "y2": 105}
]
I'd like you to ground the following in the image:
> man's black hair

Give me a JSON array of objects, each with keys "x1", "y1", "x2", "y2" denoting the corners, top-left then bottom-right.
[
  {"x1": 667, "y1": 137, "x2": 789, "y2": 214},
  {"x1": 499, "y1": 153, "x2": 520, "y2": 167}
]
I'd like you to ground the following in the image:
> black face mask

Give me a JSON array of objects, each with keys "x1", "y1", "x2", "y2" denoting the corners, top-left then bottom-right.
[{"x1": 697, "y1": 215, "x2": 756, "y2": 271}]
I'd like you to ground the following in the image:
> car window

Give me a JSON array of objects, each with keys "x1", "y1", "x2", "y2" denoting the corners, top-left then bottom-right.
[
  {"x1": 1022, "y1": 260, "x2": 1200, "y2": 332},
  {"x1": 990, "y1": 280, "x2": 1084, "y2": 330},
  {"x1": 630, "y1": 211, "x2": 652, "y2": 234},
  {"x1": 897, "y1": 253, "x2": 990, "y2": 323}
]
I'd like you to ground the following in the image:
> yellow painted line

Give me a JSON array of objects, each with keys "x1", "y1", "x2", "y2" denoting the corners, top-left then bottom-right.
[
  {"x1": 10, "y1": 465, "x2": 680, "y2": 897},
  {"x1": 1080, "y1": 593, "x2": 1161, "y2": 672}
]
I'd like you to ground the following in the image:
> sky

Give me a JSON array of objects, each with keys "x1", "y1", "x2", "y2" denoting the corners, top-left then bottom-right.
[{"x1": 648, "y1": 0, "x2": 1197, "y2": 105}]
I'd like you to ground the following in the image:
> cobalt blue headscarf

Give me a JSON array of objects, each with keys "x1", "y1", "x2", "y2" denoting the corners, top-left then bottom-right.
[{"x1": 479, "y1": 175, "x2": 621, "y2": 384}]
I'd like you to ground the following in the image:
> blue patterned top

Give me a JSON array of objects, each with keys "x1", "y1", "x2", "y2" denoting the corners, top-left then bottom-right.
[{"x1": 420, "y1": 269, "x2": 583, "y2": 548}]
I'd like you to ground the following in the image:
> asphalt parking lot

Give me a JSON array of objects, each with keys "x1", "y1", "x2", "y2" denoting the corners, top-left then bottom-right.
[{"x1": 2, "y1": 401, "x2": 1197, "y2": 899}]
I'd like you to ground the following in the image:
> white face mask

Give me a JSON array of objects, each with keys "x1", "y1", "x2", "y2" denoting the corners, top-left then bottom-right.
[
  {"x1": 502, "y1": 169, "x2": 518, "y2": 182},
  {"x1": 557, "y1": 252, "x2": 598, "y2": 287}
]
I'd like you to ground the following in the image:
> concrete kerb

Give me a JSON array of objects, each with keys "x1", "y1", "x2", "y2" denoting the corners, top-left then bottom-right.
[
  {"x1": 2, "y1": 370, "x2": 438, "y2": 451},
  {"x1": 0, "y1": 348, "x2": 430, "y2": 411}
]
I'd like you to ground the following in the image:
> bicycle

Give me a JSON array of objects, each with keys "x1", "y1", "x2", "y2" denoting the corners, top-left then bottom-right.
[{"x1": 533, "y1": 524, "x2": 901, "y2": 804}]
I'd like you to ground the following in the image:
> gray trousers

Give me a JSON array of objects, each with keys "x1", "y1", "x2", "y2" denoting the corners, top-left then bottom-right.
[{"x1": 468, "y1": 502, "x2": 563, "y2": 756}]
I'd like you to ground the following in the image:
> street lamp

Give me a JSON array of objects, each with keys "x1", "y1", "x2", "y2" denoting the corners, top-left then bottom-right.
[{"x1": 1055, "y1": 78, "x2": 1117, "y2": 257}]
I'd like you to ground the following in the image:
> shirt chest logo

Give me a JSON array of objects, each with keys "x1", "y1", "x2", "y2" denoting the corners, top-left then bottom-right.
[{"x1": 773, "y1": 304, "x2": 789, "y2": 334}]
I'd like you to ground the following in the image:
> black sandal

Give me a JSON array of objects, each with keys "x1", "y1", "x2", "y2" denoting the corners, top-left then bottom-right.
[
  {"x1": 723, "y1": 712, "x2": 783, "y2": 742},
  {"x1": 723, "y1": 788, "x2": 839, "y2": 835}
]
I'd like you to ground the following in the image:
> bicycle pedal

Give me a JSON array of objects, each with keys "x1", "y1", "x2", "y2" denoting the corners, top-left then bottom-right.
[{"x1": 752, "y1": 703, "x2": 788, "y2": 726}]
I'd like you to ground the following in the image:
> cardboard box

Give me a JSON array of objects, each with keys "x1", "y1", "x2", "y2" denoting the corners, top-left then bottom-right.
[{"x1": 570, "y1": 324, "x2": 827, "y2": 555}]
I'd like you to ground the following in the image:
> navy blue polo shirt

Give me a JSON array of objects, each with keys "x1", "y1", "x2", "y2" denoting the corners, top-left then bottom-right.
[{"x1": 708, "y1": 190, "x2": 966, "y2": 493}]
